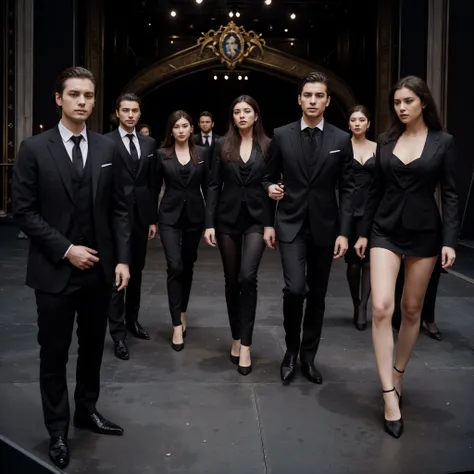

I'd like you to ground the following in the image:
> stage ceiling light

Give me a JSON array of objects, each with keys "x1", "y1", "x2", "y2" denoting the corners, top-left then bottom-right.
[
  {"x1": 290, "y1": 13, "x2": 296, "y2": 19},
  {"x1": 170, "y1": 10, "x2": 177, "y2": 17}
]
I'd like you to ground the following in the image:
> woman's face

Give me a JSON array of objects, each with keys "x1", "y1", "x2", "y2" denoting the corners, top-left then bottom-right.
[
  {"x1": 233, "y1": 101, "x2": 258, "y2": 131},
  {"x1": 172, "y1": 117, "x2": 192, "y2": 143},
  {"x1": 349, "y1": 111, "x2": 370, "y2": 137},
  {"x1": 393, "y1": 87, "x2": 424, "y2": 125}
]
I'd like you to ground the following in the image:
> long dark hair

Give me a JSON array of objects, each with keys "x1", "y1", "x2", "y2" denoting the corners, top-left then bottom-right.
[
  {"x1": 380, "y1": 75, "x2": 444, "y2": 143},
  {"x1": 222, "y1": 95, "x2": 270, "y2": 162},
  {"x1": 161, "y1": 110, "x2": 200, "y2": 165}
]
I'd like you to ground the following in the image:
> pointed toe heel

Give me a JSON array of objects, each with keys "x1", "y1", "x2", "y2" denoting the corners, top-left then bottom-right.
[{"x1": 237, "y1": 365, "x2": 252, "y2": 376}]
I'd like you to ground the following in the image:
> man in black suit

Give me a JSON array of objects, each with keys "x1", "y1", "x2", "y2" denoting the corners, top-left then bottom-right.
[
  {"x1": 106, "y1": 94, "x2": 158, "y2": 360},
  {"x1": 12, "y1": 67, "x2": 131, "y2": 469},
  {"x1": 263, "y1": 72, "x2": 354, "y2": 385},
  {"x1": 193, "y1": 111, "x2": 220, "y2": 168}
]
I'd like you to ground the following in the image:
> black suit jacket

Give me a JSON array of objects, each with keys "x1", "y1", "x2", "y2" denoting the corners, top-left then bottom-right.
[
  {"x1": 193, "y1": 133, "x2": 220, "y2": 169},
  {"x1": 105, "y1": 130, "x2": 158, "y2": 226},
  {"x1": 263, "y1": 120, "x2": 354, "y2": 244},
  {"x1": 12, "y1": 126, "x2": 130, "y2": 294},
  {"x1": 360, "y1": 130, "x2": 459, "y2": 247},
  {"x1": 157, "y1": 146, "x2": 209, "y2": 226},
  {"x1": 206, "y1": 138, "x2": 273, "y2": 229}
]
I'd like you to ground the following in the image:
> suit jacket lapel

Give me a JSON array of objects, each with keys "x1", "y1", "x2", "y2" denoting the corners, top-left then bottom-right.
[
  {"x1": 185, "y1": 160, "x2": 196, "y2": 186},
  {"x1": 48, "y1": 127, "x2": 75, "y2": 204},
  {"x1": 421, "y1": 130, "x2": 441, "y2": 162},
  {"x1": 383, "y1": 141, "x2": 404, "y2": 187},
  {"x1": 170, "y1": 153, "x2": 185, "y2": 188},
  {"x1": 137, "y1": 135, "x2": 147, "y2": 177},
  {"x1": 113, "y1": 130, "x2": 136, "y2": 178},
  {"x1": 245, "y1": 143, "x2": 260, "y2": 182},
  {"x1": 310, "y1": 125, "x2": 334, "y2": 182},
  {"x1": 289, "y1": 121, "x2": 309, "y2": 181},
  {"x1": 88, "y1": 131, "x2": 102, "y2": 203}
]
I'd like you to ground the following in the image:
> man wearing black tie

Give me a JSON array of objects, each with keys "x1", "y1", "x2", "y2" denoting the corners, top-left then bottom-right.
[
  {"x1": 193, "y1": 111, "x2": 220, "y2": 167},
  {"x1": 12, "y1": 67, "x2": 130, "y2": 469},
  {"x1": 106, "y1": 94, "x2": 158, "y2": 360},
  {"x1": 263, "y1": 72, "x2": 354, "y2": 385}
]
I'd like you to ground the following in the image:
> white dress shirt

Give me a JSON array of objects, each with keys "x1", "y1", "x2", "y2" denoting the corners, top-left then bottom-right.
[
  {"x1": 301, "y1": 117, "x2": 324, "y2": 132},
  {"x1": 58, "y1": 121, "x2": 88, "y2": 165},
  {"x1": 201, "y1": 131, "x2": 213, "y2": 145},
  {"x1": 119, "y1": 126, "x2": 141, "y2": 158}
]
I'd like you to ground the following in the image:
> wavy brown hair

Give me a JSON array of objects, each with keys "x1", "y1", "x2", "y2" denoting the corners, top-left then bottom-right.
[
  {"x1": 222, "y1": 95, "x2": 270, "y2": 162},
  {"x1": 380, "y1": 75, "x2": 444, "y2": 143},
  {"x1": 161, "y1": 110, "x2": 200, "y2": 165}
]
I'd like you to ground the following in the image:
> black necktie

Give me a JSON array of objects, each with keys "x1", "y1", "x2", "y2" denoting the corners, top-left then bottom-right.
[
  {"x1": 71, "y1": 135, "x2": 84, "y2": 177},
  {"x1": 126, "y1": 134, "x2": 139, "y2": 167},
  {"x1": 304, "y1": 127, "x2": 322, "y2": 160},
  {"x1": 204, "y1": 136, "x2": 210, "y2": 147}
]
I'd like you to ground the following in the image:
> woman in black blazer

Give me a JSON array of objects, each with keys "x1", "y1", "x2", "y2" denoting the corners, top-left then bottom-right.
[
  {"x1": 157, "y1": 110, "x2": 209, "y2": 351},
  {"x1": 355, "y1": 76, "x2": 459, "y2": 439},
  {"x1": 204, "y1": 95, "x2": 272, "y2": 376}
]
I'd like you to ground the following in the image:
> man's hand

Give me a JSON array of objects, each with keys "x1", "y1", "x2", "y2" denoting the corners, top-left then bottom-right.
[
  {"x1": 268, "y1": 184, "x2": 284, "y2": 201},
  {"x1": 204, "y1": 228, "x2": 216, "y2": 247},
  {"x1": 66, "y1": 245, "x2": 99, "y2": 270},
  {"x1": 148, "y1": 224, "x2": 157, "y2": 240},
  {"x1": 264, "y1": 227, "x2": 276, "y2": 249},
  {"x1": 115, "y1": 263, "x2": 130, "y2": 291},
  {"x1": 333, "y1": 236, "x2": 348, "y2": 259}
]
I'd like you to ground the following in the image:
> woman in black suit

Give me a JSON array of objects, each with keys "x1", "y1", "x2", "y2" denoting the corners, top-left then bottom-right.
[
  {"x1": 345, "y1": 105, "x2": 377, "y2": 331},
  {"x1": 204, "y1": 95, "x2": 272, "y2": 376},
  {"x1": 157, "y1": 110, "x2": 209, "y2": 351},
  {"x1": 355, "y1": 76, "x2": 459, "y2": 438}
]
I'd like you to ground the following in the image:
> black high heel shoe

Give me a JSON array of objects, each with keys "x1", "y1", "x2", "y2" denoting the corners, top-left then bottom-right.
[
  {"x1": 383, "y1": 387, "x2": 403, "y2": 439},
  {"x1": 171, "y1": 327, "x2": 185, "y2": 352},
  {"x1": 237, "y1": 364, "x2": 252, "y2": 376},
  {"x1": 352, "y1": 303, "x2": 366, "y2": 331},
  {"x1": 230, "y1": 354, "x2": 240, "y2": 365},
  {"x1": 393, "y1": 366, "x2": 405, "y2": 407}
]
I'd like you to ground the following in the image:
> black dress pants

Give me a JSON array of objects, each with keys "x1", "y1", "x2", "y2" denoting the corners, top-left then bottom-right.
[
  {"x1": 109, "y1": 215, "x2": 148, "y2": 341},
  {"x1": 279, "y1": 225, "x2": 334, "y2": 363},
  {"x1": 35, "y1": 271, "x2": 110, "y2": 438},
  {"x1": 216, "y1": 232, "x2": 266, "y2": 346},
  {"x1": 160, "y1": 224, "x2": 203, "y2": 326}
]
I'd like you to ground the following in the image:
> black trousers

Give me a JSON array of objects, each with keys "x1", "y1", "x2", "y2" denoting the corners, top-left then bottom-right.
[
  {"x1": 279, "y1": 225, "x2": 334, "y2": 363},
  {"x1": 392, "y1": 256, "x2": 442, "y2": 330},
  {"x1": 108, "y1": 217, "x2": 148, "y2": 341},
  {"x1": 216, "y1": 232, "x2": 266, "y2": 346},
  {"x1": 35, "y1": 272, "x2": 110, "y2": 438},
  {"x1": 160, "y1": 224, "x2": 202, "y2": 326}
]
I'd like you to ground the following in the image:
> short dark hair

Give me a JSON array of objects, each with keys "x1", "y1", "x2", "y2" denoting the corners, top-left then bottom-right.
[
  {"x1": 137, "y1": 123, "x2": 151, "y2": 133},
  {"x1": 349, "y1": 105, "x2": 371, "y2": 122},
  {"x1": 115, "y1": 93, "x2": 141, "y2": 111},
  {"x1": 298, "y1": 72, "x2": 331, "y2": 96},
  {"x1": 54, "y1": 66, "x2": 96, "y2": 96},
  {"x1": 199, "y1": 111, "x2": 214, "y2": 121}
]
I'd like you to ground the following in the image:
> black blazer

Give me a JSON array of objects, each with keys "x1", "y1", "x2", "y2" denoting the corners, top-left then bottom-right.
[
  {"x1": 105, "y1": 130, "x2": 158, "y2": 226},
  {"x1": 193, "y1": 133, "x2": 221, "y2": 169},
  {"x1": 262, "y1": 120, "x2": 354, "y2": 245},
  {"x1": 157, "y1": 145, "x2": 209, "y2": 226},
  {"x1": 12, "y1": 126, "x2": 130, "y2": 294},
  {"x1": 360, "y1": 130, "x2": 459, "y2": 247},
  {"x1": 205, "y1": 138, "x2": 273, "y2": 229}
]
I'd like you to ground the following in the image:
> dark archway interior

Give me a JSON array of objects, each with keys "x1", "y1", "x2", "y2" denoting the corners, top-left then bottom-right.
[{"x1": 114, "y1": 69, "x2": 351, "y2": 144}]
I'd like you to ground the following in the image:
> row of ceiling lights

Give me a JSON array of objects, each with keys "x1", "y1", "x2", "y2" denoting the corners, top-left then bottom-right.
[
  {"x1": 166, "y1": 4, "x2": 296, "y2": 19},
  {"x1": 214, "y1": 74, "x2": 249, "y2": 80},
  {"x1": 195, "y1": 0, "x2": 273, "y2": 4}
]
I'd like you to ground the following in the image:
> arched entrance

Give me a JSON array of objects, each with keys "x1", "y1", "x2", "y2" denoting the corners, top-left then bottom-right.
[{"x1": 124, "y1": 45, "x2": 357, "y2": 118}]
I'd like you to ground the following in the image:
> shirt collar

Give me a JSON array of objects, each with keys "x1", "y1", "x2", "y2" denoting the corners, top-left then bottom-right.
[
  {"x1": 119, "y1": 126, "x2": 137, "y2": 139},
  {"x1": 58, "y1": 121, "x2": 87, "y2": 143},
  {"x1": 201, "y1": 131, "x2": 213, "y2": 138},
  {"x1": 301, "y1": 117, "x2": 324, "y2": 132}
]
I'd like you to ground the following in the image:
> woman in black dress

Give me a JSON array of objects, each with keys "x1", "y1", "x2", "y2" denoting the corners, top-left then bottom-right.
[
  {"x1": 345, "y1": 105, "x2": 377, "y2": 331},
  {"x1": 157, "y1": 111, "x2": 209, "y2": 351},
  {"x1": 204, "y1": 95, "x2": 272, "y2": 376},
  {"x1": 355, "y1": 76, "x2": 459, "y2": 438}
]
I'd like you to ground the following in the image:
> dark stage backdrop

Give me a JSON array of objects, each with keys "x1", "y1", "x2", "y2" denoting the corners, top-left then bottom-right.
[{"x1": 111, "y1": 70, "x2": 357, "y2": 146}]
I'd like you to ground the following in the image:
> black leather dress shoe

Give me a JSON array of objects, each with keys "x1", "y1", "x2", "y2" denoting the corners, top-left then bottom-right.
[
  {"x1": 127, "y1": 322, "x2": 150, "y2": 340},
  {"x1": 74, "y1": 412, "x2": 124, "y2": 436},
  {"x1": 427, "y1": 330, "x2": 442, "y2": 341},
  {"x1": 114, "y1": 340, "x2": 130, "y2": 360},
  {"x1": 301, "y1": 362, "x2": 323, "y2": 384},
  {"x1": 49, "y1": 436, "x2": 69, "y2": 469},
  {"x1": 280, "y1": 353, "x2": 297, "y2": 385}
]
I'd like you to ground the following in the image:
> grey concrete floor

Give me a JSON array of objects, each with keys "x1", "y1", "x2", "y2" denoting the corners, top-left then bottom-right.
[{"x1": 0, "y1": 223, "x2": 473, "y2": 474}]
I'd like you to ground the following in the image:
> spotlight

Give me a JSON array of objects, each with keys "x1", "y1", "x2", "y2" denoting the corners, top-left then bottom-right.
[
  {"x1": 290, "y1": 13, "x2": 296, "y2": 19},
  {"x1": 229, "y1": 11, "x2": 234, "y2": 17},
  {"x1": 290, "y1": 42, "x2": 294, "y2": 46},
  {"x1": 236, "y1": 11, "x2": 241, "y2": 17},
  {"x1": 224, "y1": 75, "x2": 229, "y2": 80},
  {"x1": 284, "y1": 28, "x2": 288, "y2": 32},
  {"x1": 244, "y1": 76, "x2": 249, "y2": 80},
  {"x1": 196, "y1": 0, "x2": 203, "y2": 3},
  {"x1": 170, "y1": 10, "x2": 177, "y2": 17},
  {"x1": 265, "y1": 0, "x2": 272, "y2": 4},
  {"x1": 148, "y1": 22, "x2": 151, "y2": 26},
  {"x1": 238, "y1": 75, "x2": 243, "y2": 80},
  {"x1": 170, "y1": 40, "x2": 174, "y2": 44},
  {"x1": 214, "y1": 75, "x2": 218, "y2": 80}
]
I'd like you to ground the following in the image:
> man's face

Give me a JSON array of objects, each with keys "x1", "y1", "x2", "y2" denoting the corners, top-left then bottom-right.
[
  {"x1": 116, "y1": 100, "x2": 141, "y2": 130},
  {"x1": 298, "y1": 82, "x2": 330, "y2": 120},
  {"x1": 55, "y1": 78, "x2": 95, "y2": 123},
  {"x1": 138, "y1": 127, "x2": 150, "y2": 136},
  {"x1": 199, "y1": 116, "x2": 214, "y2": 134}
]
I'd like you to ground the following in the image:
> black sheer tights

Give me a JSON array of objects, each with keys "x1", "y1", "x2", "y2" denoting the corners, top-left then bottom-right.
[{"x1": 346, "y1": 262, "x2": 371, "y2": 325}]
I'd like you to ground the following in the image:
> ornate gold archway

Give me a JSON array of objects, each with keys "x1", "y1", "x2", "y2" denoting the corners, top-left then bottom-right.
[{"x1": 124, "y1": 24, "x2": 357, "y2": 116}]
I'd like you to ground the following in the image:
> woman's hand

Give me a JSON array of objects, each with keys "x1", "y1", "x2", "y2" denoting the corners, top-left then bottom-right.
[
  {"x1": 264, "y1": 227, "x2": 276, "y2": 249},
  {"x1": 441, "y1": 246, "x2": 456, "y2": 268},
  {"x1": 204, "y1": 228, "x2": 216, "y2": 247},
  {"x1": 354, "y1": 237, "x2": 368, "y2": 259}
]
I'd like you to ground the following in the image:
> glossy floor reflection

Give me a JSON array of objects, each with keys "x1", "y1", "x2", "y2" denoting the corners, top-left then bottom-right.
[{"x1": 1, "y1": 223, "x2": 473, "y2": 474}]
